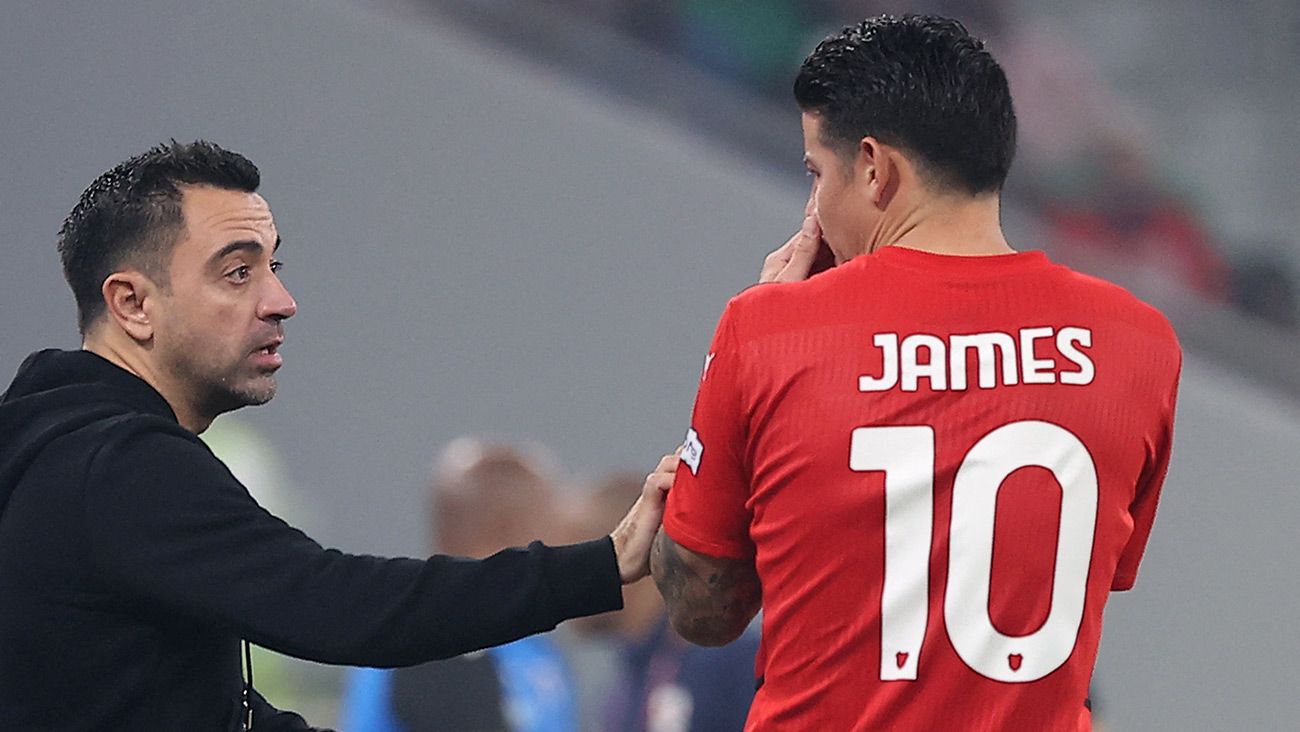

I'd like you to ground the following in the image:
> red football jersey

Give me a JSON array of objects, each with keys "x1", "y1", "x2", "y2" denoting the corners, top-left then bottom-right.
[{"x1": 664, "y1": 246, "x2": 1180, "y2": 731}]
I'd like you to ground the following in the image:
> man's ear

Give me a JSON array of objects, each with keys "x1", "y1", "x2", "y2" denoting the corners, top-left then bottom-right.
[
  {"x1": 101, "y1": 271, "x2": 158, "y2": 343},
  {"x1": 858, "y1": 136, "x2": 886, "y2": 208},
  {"x1": 858, "y1": 136, "x2": 902, "y2": 208}
]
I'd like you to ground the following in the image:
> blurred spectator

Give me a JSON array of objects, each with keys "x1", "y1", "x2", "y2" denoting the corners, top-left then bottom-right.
[
  {"x1": 340, "y1": 438, "x2": 579, "y2": 732},
  {"x1": 561, "y1": 474, "x2": 760, "y2": 732}
]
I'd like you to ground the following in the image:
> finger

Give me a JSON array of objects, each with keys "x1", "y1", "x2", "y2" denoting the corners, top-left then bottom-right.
[
  {"x1": 649, "y1": 464, "x2": 675, "y2": 487},
  {"x1": 657, "y1": 453, "x2": 680, "y2": 472},
  {"x1": 640, "y1": 474, "x2": 672, "y2": 502},
  {"x1": 800, "y1": 212, "x2": 820, "y2": 238},
  {"x1": 777, "y1": 217, "x2": 821, "y2": 279},
  {"x1": 760, "y1": 231, "x2": 803, "y2": 283},
  {"x1": 763, "y1": 237, "x2": 795, "y2": 268},
  {"x1": 648, "y1": 474, "x2": 673, "y2": 496},
  {"x1": 647, "y1": 461, "x2": 676, "y2": 485}
]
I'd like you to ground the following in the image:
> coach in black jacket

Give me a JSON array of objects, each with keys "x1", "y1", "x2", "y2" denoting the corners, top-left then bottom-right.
[{"x1": 0, "y1": 141, "x2": 675, "y2": 731}]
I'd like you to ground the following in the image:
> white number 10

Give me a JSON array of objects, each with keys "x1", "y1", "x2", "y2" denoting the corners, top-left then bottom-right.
[{"x1": 850, "y1": 421, "x2": 1098, "y2": 683}]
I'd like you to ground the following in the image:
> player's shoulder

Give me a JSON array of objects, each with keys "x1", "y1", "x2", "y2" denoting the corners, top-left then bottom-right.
[
  {"x1": 722, "y1": 282, "x2": 819, "y2": 344},
  {"x1": 1048, "y1": 262, "x2": 1181, "y2": 351},
  {"x1": 724, "y1": 259, "x2": 867, "y2": 329}
]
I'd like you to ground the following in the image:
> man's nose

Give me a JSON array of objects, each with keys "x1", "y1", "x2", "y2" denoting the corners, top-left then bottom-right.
[{"x1": 258, "y1": 274, "x2": 298, "y2": 321}]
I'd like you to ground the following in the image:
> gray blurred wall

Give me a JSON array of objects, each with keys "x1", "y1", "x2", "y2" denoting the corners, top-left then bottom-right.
[{"x1": 1, "y1": 1, "x2": 1296, "y2": 728}]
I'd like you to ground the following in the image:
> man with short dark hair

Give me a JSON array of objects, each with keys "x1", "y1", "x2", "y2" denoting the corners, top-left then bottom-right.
[
  {"x1": 651, "y1": 15, "x2": 1180, "y2": 730},
  {"x1": 0, "y1": 140, "x2": 671, "y2": 731}
]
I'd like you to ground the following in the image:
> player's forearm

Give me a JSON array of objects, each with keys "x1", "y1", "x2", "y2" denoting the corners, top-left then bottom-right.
[{"x1": 650, "y1": 528, "x2": 761, "y2": 646}]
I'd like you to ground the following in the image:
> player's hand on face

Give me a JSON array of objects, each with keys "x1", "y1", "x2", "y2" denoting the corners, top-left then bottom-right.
[
  {"x1": 760, "y1": 192, "x2": 827, "y2": 284},
  {"x1": 609, "y1": 451, "x2": 678, "y2": 584}
]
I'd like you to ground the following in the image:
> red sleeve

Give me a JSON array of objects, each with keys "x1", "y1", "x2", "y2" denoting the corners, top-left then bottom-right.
[
  {"x1": 1112, "y1": 367, "x2": 1180, "y2": 591},
  {"x1": 663, "y1": 300, "x2": 755, "y2": 560}
]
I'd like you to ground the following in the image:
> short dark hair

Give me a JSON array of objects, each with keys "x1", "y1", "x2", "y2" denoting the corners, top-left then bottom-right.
[
  {"x1": 58, "y1": 140, "x2": 261, "y2": 334},
  {"x1": 793, "y1": 14, "x2": 1016, "y2": 195}
]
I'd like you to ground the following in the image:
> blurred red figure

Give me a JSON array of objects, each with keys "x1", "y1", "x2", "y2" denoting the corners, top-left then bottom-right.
[{"x1": 1046, "y1": 139, "x2": 1229, "y2": 302}]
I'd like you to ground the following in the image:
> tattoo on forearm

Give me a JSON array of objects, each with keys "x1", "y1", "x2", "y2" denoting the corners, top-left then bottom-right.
[{"x1": 651, "y1": 530, "x2": 761, "y2": 645}]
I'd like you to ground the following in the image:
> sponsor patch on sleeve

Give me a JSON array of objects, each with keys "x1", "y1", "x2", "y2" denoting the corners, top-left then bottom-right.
[{"x1": 681, "y1": 427, "x2": 704, "y2": 475}]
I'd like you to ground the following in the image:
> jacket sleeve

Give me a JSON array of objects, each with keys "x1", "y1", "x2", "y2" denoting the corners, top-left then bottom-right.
[{"x1": 81, "y1": 425, "x2": 623, "y2": 667}]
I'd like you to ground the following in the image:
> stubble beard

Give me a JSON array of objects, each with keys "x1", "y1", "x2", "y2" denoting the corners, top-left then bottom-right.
[{"x1": 165, "y1": 335, "x2": 278, "y2": 421}]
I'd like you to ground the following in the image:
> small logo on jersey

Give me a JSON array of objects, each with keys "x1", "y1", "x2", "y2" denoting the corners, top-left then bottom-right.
[
  {"x1": 1008, "y1": 653, "x2": 1023, "y2": 671},
  {"x1": 681, "y1": 428, "x2": 704, "y2": 475},
  {"x1": 702, "y1": 352, "x2": 717, "y2": 381},
  {"x1": 895, "y1": 652, "x2": 909, "y2": 669}
]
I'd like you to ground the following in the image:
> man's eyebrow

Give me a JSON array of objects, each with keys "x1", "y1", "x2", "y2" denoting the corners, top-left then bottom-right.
[
  {"x1": 208, "y1": 240, "x2": 264, "y2": 266},
  {"x1": 272, "y1": 235, "x2": 281, "y2": 253}
]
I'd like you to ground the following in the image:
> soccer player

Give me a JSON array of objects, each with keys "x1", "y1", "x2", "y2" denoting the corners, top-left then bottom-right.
[{"x1": 650, "y1": 15, "x2": 1181, "y2": 731}]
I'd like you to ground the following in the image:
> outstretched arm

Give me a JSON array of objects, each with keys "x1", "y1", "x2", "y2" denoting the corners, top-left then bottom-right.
[
  {"x1": 650, "y1": 528, "x2": 760, "y2": 646},
  {"x1": 87, "y1": 426, "x2": 627, "y2": 667}
]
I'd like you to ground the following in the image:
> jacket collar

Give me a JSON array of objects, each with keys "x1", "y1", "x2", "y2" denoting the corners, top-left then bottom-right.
[{"x1": 8, "y1": 349, "x2": 179, "y2": 423}]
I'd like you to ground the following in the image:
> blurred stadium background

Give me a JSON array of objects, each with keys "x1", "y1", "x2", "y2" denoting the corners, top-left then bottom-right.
[{"x1": 2, "y1": 0, "x2": 1297, "y2": 728}]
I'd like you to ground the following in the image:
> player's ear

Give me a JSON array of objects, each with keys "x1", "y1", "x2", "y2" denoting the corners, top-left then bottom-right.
[
  {"x1": 858, "y1": 136, "x2": 891, "y2": 208},
  {"x1": 862, "y1": 137, "x2": 912, "y2": 209},
  {"x1": 101, "y1": 270, "x2": 158, "y2": 343}
]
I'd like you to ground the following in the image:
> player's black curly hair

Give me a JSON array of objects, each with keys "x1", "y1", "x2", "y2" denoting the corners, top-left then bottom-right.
[
  {"x1": 794, "y1": 14, "x2": 1016, "y2": 195},
  {"x1": 58, "y1": 140, "x2": 260, "y2": 334}
]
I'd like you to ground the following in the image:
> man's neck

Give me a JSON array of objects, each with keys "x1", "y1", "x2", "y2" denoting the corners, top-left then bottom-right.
[
  {"x1": 865, "y1": 192, "x2": 1012, "y2": 257},
  {"x1": 82, "y1": 337, "x2": 211, "y2": 433}
]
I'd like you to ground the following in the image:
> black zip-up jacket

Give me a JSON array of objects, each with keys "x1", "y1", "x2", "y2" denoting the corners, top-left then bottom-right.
[{"x1": 0, "y1": 349, "x2": 623, "y2": 730}]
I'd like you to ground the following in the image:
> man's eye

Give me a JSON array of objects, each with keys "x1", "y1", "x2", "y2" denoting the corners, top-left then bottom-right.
[
  {"x1": 227, "y1": 265, "x2": 251, "y2": 282},
  {"x1": 270, "y1": 260, "x2": 284, "y2": 274}
]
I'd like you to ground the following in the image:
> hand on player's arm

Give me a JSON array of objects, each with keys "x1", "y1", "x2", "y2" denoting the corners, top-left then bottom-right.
[
  {"x1": 614, "y1": 449, "x2": 761, "y2": 644},
  {"x1": 608, "y1": 452, "x2": 679, "y2": 584},
  {"x1": 758, "y1": 191, "x2": 833, "y2": 284}
]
